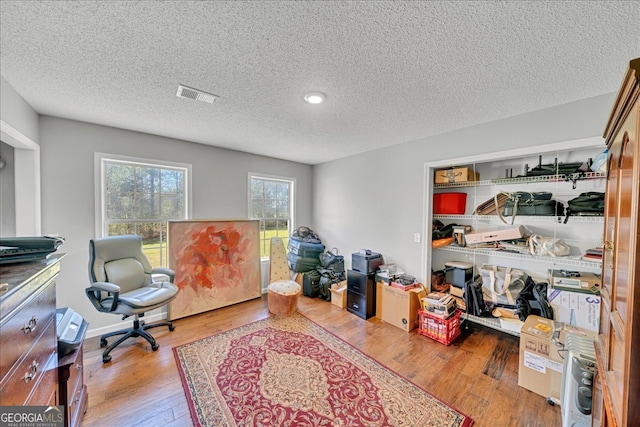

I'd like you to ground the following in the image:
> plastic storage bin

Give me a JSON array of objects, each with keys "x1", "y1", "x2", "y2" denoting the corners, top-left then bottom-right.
[
  {"x1": 433, "y1": 193, "x2": 467, "y2": 215},
  {"x1": 417, "y1": 309, "x2": 461, "y2": 345}
]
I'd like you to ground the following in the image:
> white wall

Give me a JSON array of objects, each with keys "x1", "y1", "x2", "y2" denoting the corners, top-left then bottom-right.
[
  {"x1": 0, "y1": 77, "x2": 39, "y2": 143},
  {"x1": 312, "y1": 93, "x2": 617, "y2": 284},
  {"x1": 0, "y1": 142, "x2": 16, "y2": 235},
  {"x1": 38, "y1": 116, "x2": 313, "y2": 336},
  {"x1": 0, "y1": 76, "x2": 41, "y2": 236}
]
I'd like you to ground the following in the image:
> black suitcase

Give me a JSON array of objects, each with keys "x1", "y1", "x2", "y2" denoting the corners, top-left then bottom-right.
[
  {"x1": 287, "y1": 252, "x2": 320, "y2": 273},
  {"x1": 288, "y1": 239, "x2": 325, "y2": 258},
  {"x1": 302, "y1": 271, "x2": 321, "y2": 298}
]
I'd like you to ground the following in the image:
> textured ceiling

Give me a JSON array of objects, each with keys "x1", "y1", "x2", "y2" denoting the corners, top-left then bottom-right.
[{"x1": 1, "y1": 1, "x2": 639, "y2": 165}]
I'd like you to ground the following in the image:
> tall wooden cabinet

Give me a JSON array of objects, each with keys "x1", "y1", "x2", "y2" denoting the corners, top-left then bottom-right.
[{"x1": 593, "y1": 57, "x2": 640, "y2": 427}]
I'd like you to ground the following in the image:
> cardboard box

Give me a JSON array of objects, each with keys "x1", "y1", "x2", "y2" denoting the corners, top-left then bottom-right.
[
  {"x1": 465, "y1": 225, "x2": 526, "y2": 245},
  {"x1": 375, "y1": 277, "x2": 386, "y2": 319},
  {"x1": 546, "y1": 288, "x2": 601, "y2": 332},
  {"x1": 435, "y1": 167, "x2": 479, "y2": 184},
  {"x1": 548, "y1": 269, "x2": 601, "y2": 294},
  {"x1": 330, "y1": 282, "x2": 347, "y2": 309},
  {"x1": 381, "y1": 286, "x2": 425, "y2": 332},
  {"x1": 518, "y1": 315, "x2": 563, "y2": 398}
]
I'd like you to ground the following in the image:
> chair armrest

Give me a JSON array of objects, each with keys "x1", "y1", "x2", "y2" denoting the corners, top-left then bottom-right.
[
  {"x1": 152, "y1": 267, "x2": 175, "y2": 282},
  {"x1": 86, "y1": 281, "x2": 121, "y2": 312}
]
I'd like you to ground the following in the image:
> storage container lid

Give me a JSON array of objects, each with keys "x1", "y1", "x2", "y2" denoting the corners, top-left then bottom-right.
[{"x1": 444, "y1": 261, "x2": 474, "y2": 269}]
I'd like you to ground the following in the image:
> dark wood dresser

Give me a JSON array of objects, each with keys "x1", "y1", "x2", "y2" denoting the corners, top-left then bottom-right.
[
  {"x1": 58, "y1": 333, "x2": 88, "y2": 427},
  {"x1": 0, "y1": 254, "x2": 65, "y2": 406}
]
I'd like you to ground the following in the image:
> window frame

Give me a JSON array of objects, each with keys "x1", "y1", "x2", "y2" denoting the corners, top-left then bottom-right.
[
  {"x1": 94, "y1": 152, "x2": 192, "y2": 266},
  {"x1": 248, "y1": 172, "x2": 296, "y2": 260}
]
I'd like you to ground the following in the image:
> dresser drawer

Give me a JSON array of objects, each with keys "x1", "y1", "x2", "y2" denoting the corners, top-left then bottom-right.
[
  {"x1": 0, "y1": 318, "x2": 57, "y2": 406},
  {"x1": 0, "y1": 278, "x2": 56, "y2": 380},
  {"x1": 65, "y1": 350, "x2": 84, "y2": 426},
  {"x1": 24, "y1": 356, "x2": 58, "y2": 407}
]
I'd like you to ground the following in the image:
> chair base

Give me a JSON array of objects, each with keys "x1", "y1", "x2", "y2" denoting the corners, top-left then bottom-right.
[{"x1": 99, "y1": 316, "x2": 175, "y2": 363}]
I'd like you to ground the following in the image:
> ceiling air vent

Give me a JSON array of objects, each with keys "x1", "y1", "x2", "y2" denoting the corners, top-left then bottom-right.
[{"x1": 176, "y1": 84, "x2": 219, "y2": 104}]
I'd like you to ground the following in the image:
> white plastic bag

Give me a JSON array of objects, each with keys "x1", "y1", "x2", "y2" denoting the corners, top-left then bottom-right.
[{"x1": 528, "y1": 234, "x2": 571, "y2": 257}]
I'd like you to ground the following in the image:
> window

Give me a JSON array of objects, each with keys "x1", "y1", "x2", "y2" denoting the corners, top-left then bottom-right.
[
  {"x1": 96, "y1": 154, "x2": 191, "y2": 267},
  {"x1": 249, "y1": 174, "x2": 295, "y2": 258}
]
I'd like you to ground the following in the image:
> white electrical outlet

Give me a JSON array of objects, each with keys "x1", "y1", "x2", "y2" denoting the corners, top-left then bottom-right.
[{"x1": 414, "y1": 233, "x2": 421, "y2": 243}]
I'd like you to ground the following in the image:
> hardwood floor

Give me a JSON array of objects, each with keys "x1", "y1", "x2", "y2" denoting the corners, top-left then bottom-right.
[{"x1": 81, "y1": 295, "x2": 561, "y2": 427}]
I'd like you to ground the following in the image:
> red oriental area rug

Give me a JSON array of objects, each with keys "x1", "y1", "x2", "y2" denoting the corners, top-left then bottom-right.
[{"x1": 173, "y1": 313, "x2": 473, "y2": 427}]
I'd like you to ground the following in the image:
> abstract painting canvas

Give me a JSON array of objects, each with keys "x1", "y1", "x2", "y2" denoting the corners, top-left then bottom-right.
[{"x1": 168, "y1": 219, "x2": 261, "y2": 320}]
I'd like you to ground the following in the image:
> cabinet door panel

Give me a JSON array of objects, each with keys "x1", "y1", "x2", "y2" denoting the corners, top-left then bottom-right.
[
  {"x1": 602, "y1": 145, "x2": 619, "y2": 301},
  {"x1": 613, "y1": 133, "x2": 634, "y2": 325}
]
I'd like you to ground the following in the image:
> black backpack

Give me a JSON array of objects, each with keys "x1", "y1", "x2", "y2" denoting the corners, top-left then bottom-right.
[
  {"x1": 464, "y1": 276, "x2": 489, "y2": 317},
  {"x1": 563, "y1": 192, "x2": 605, "y2": 223},
  {"x1": 515, "y1": 277, "x2": 554, "y2": 321},
  {"x1": 302, "y1": 271, "x2": 321, "y2": 298}
]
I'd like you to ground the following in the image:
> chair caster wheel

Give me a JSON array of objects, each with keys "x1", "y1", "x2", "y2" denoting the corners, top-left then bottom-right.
[
  {"x1": 100, "y1": 338, "x2": 108, "y2": 348},
  {"x1": 152, "y1": 343, "x2": 159, "y2": 351},
  {"x1": 169, "y1": 324, "x2": 176, "y2": 332},
  {"x1": 103, "y1": 355, "x2": 112, "y2": 363}
]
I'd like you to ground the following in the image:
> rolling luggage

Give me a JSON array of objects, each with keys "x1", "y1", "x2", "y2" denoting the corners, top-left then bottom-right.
[
  {"x1": 287, "y1": 252, "x2": 320, "y2": 273},
  {"x1": 288, "y1": 239, "x2": 325, "y2": 258}
]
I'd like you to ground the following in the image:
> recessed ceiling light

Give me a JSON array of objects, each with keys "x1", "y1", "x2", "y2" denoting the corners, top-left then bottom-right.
[{"x1": 304, "y1": 92, "x2": 326, "y2": 104}]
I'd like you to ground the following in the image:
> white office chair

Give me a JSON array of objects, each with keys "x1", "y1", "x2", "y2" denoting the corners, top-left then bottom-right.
[{"x1": 86, "y1": 235, "x2": 179, "y2": 363}]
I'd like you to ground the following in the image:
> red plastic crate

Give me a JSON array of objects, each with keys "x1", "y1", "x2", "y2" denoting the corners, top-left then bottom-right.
[
  {"x1": 432, "y1": 192, "x2": 467, "y2": 215},
  {"x1": 417, "y1": 309, "x2": 461, "y2": 345}
]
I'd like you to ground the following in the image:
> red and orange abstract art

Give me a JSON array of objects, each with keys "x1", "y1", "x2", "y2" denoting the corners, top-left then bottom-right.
[{"x1": 168, "y1": 219, "x2": 261, "y2": 320}]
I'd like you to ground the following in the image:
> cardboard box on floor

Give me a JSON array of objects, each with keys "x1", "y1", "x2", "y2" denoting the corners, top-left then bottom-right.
[
  {"x1": 518, "y1": 315, "x2": 564, "y2": 399},
  {"x1": 517, "y1": 316, "x2": 597, "y2": 401},
  {"x1": 380, "y1": 285, "x2": 425, "y2": 332},
  {"x1": 330, "y1": 281, "x2": 347, "y2": 309},
  {"x1": 375, "y1": 275, "x2": 389, "y2": 319}
]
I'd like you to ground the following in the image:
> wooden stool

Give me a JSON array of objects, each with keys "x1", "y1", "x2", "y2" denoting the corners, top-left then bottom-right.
[{"x1": 268, "y1": 280, "x2": 301, "y2": 316}]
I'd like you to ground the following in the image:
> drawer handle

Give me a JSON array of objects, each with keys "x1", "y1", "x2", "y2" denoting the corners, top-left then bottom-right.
[
  {"x1": 22, "y1": 316, "x2": 38, "y2": 333},
  {"x1": 23, "y1": 360, "x2": 39, "y2": 383}
]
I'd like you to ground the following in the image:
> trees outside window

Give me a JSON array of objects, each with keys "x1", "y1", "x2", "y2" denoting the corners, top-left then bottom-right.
[
  {"x1": 97, "y1": 155, "x2": 190, "y2": 267},
  {"x1": 249, "y1": 174, "x2": 295, "y2": 259}
]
